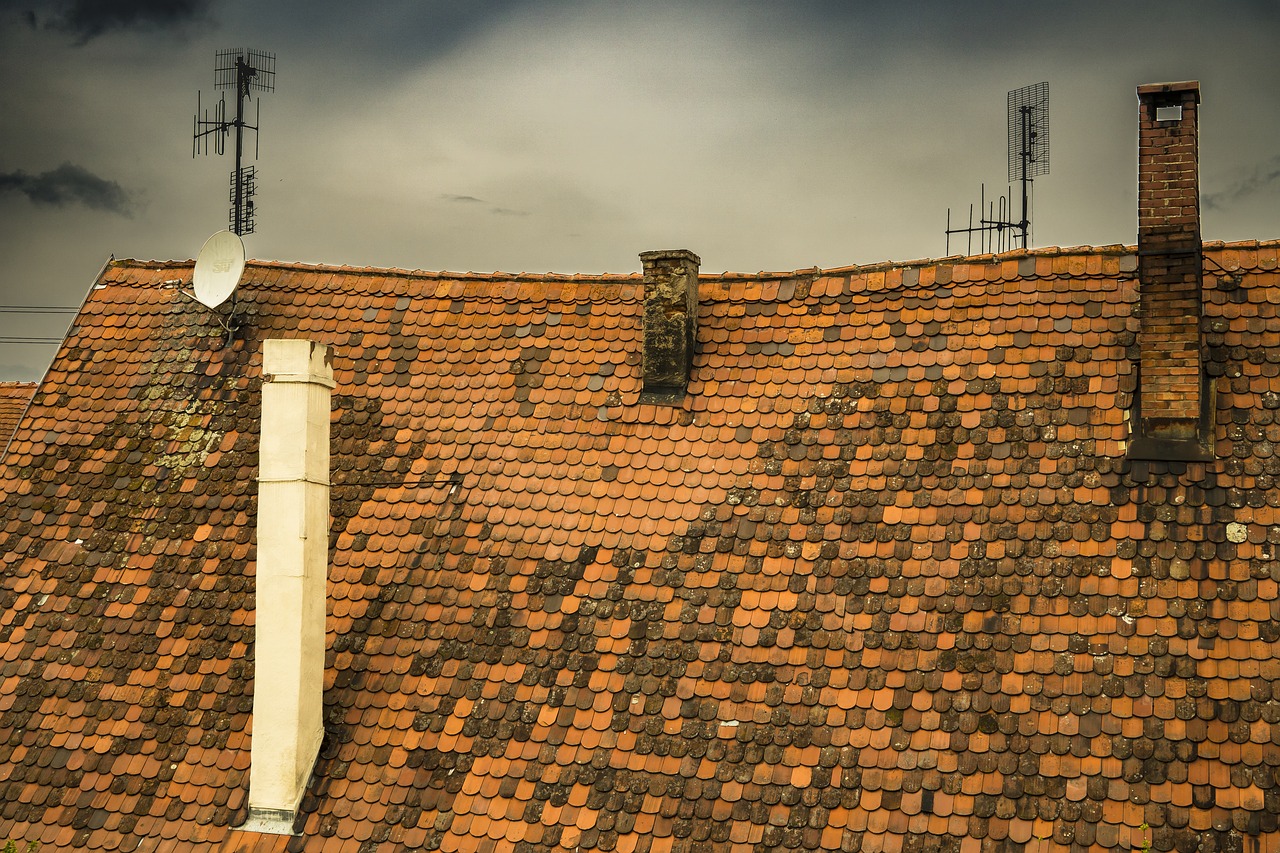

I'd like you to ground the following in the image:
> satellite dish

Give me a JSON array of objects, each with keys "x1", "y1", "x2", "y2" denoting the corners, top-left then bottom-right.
[{"x1": 193, "y1": 230, "x2": 245, "y2": 308}]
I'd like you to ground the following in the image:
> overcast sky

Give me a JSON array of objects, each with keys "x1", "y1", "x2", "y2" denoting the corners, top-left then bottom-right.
[{"x1": 1, "y1": 0, "x2": 1279, "y2": 380}]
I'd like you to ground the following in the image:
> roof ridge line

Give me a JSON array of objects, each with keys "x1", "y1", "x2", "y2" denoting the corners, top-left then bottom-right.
[{"x1": 105, "y1": 237, "x2": 1280, "y2": 284}]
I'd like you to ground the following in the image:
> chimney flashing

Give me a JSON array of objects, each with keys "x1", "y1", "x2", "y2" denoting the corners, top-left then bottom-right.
[
  {"x1": 1127, "y1": 430, "x2": 1214, "y2": 462},
  {"x1": 241, "y1": 807, "x2": 304, "y2": 837}
]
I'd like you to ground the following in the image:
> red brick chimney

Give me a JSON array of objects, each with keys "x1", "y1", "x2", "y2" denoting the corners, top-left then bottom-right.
[{"x1": 1130, "y1": 81, "x2": 1212, "y2": 460}]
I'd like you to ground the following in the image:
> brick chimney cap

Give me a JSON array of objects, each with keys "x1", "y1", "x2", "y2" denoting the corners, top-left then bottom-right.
[
  {"x1": 640, "y1": 249, "x2": 702, "y2": 265},
  {"x1": 1136, "y1": 81, "x2": 1200, "y2": 101}
]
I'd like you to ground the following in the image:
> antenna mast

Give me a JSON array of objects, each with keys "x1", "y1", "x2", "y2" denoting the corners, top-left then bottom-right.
[
  {"x1": 946, "y1": 82, "x2": 1050, "y2": 255},
  {"x1": 193, "y1": 49, "x2": 276, "y2": 236}
]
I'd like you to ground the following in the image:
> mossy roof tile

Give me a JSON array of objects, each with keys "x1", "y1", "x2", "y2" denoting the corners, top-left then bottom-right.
[{"x1": 0, "y1": 244, "x2": 1279, "y2": 849}]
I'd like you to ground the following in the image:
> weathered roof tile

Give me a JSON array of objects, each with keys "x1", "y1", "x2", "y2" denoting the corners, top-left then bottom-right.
[{"x1": 0, "y1": 245, "x2": 1279, "y2": 850}]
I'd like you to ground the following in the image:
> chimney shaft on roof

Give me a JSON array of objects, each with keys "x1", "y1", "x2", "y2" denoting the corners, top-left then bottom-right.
[
  {"x1": 1132, "y1": 81, "x2": 1211, "y2": 459},
  {"x1": 640, "y1": 249, "x2": 701, "y2": 402},
  {"x1": 245, "y1": 339, "x2": 334, "y2": 834}
]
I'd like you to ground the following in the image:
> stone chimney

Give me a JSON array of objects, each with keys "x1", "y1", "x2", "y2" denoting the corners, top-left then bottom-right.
[
  {"x1": 640, "y1": 249, "x2": 701, "y2": 402},
  {"x1": 1131, "y1": 81, "x2": 1212, "y2": 460},
  {"x1": 244, "y1": 339, "x2": 334, "y2": 834}
]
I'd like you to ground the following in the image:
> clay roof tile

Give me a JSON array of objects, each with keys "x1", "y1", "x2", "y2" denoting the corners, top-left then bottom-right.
[{"x1": 2, "y1": 242, "x2": 1280, "y2": 848}]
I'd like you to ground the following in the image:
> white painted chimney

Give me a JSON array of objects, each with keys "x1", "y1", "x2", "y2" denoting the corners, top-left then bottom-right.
[{"x1": 244, "y1": 338, "x2": 333, "y2": 834}]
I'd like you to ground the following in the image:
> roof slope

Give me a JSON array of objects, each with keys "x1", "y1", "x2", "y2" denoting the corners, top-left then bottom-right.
[{"x1": 1, "y1": 243, "x2": 1279, "y2": 852}]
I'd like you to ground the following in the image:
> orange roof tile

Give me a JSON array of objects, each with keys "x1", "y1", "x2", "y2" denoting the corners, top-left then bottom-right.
[{"x1": 0, "y1": 240, "x2": 1278, "y2": 852}]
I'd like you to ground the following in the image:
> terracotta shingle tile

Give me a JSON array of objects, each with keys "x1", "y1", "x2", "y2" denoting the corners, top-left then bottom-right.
[{"x1": 0, "y1": 241, "x2": 1278, "y2": 851}]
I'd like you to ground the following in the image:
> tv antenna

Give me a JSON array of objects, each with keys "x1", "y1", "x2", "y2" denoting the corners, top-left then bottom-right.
[
  {"x1": 945, "y1": 82, "x2": 1050, "y2": 255},
  {"x1": 193, "y1": 49, "x2": 276, "y2": 236}
]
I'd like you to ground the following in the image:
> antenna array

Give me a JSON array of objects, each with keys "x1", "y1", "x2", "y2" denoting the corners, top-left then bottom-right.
[
  {"x1": 946, "y1": 82, "x2": 1050, "y2": 255},
  {"x1": 1008, "y1": 81, "x2": 1049, "y2": 185},
  {"x1": 193, "y1": 49, "x2": 276, "y2": 236}
]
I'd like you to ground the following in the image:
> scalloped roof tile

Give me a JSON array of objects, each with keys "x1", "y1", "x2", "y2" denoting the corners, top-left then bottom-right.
[{"x1": 0, "y1": 241, "x2": 1279, "y2": 852}]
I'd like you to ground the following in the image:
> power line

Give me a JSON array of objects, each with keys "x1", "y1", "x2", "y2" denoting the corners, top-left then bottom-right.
[{"x1": 0, "y1": 306, "x2": 74, "y2": 347}]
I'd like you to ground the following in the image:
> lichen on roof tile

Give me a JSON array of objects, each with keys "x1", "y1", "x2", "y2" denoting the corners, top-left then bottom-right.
[{"x1": 0, "y1": 243, "x2": 1279, "y2": 850}]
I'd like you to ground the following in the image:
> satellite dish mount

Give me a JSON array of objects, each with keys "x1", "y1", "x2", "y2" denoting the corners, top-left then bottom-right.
[{"x1": 946, "y1": 82, "x2": 1050, "y2": 255}]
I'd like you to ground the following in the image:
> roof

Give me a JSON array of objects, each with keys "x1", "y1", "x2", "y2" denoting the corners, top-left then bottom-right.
[
  {"x1": 0, "y1": 381, "x2": 36, "y2": 459},
  {"x1": 0, "y1": 242, "x2": 1278, "y2": 852}
]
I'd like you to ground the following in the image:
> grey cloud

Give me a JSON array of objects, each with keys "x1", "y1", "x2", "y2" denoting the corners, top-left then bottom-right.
[
  {"x1": 16, "y1": 0, "x2": 214, "y2": 44},
  {"x1": 240, "y1": 0, "x2": 530, "y2": 78},
  {"x1": 1204, "y1": 156, "x2": 1280, "y2": 212},
  {"x1": 0, "y1": 163, "x2": 134, "y2": 214},
  {"x1": 442, "y1": 194, "x2": 527, "y2": 216}
]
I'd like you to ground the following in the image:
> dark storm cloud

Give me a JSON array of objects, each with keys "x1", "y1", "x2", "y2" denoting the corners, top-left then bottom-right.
[
  {"x1": 0, "y1": 163, "x2": 133, "y2": 214},
  {"x1": 1204, "y1": 156, "x2": 1280, "y2": 212},
  {"x1": 14, "y1": 0, "x2": 213, "y2": 44},
  {"x1": 240, "y1": 0, "x2": 531, "y2": 78},
  {"x1": 442, "y1": 194, "x2": 486, "y2": 203}
]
